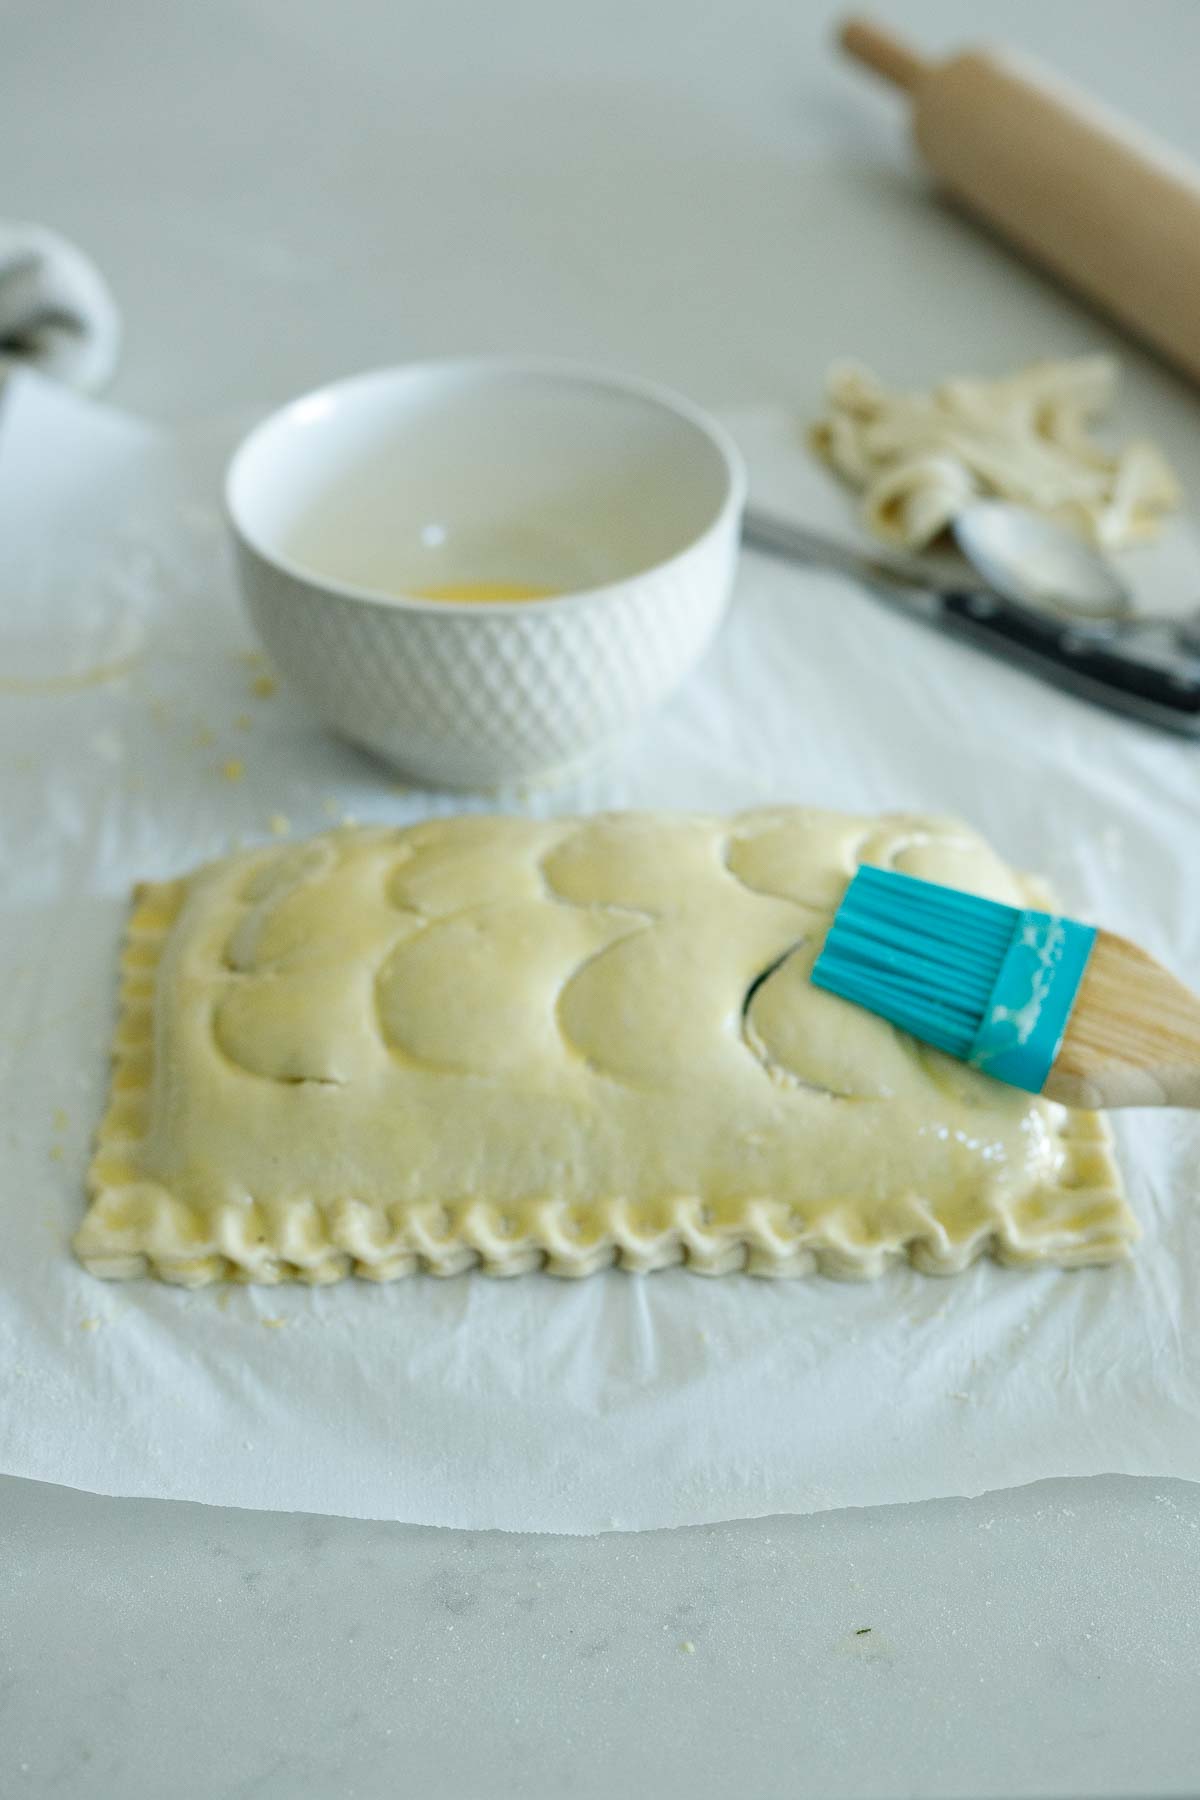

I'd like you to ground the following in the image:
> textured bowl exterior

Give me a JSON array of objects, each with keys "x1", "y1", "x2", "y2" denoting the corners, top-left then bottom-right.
[{"x1": 235, "y1": 519, "x2": 739, "y2": 788}]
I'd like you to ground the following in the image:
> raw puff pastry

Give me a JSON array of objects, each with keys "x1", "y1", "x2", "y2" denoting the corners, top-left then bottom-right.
[
  {"x1": 810, "y1": 356, "x2": 1180, "y2": 552},
  {"x1": 76, "y1": 809, "x2": 1136, "y2": 1286}
]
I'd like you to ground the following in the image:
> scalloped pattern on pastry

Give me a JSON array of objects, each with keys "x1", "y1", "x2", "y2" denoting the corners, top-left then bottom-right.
[{"x1": 75, "y1": 809, "x2": 1136, "y2": 1286}]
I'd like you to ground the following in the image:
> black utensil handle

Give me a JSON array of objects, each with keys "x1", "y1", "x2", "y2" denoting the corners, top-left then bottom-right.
[{"x1": 942, "y1": 590, "x2": 1200, "y2": 723}]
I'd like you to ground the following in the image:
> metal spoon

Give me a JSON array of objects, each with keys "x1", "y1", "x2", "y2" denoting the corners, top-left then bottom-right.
[
  {"x1": 952, "y1": 502, "x2": 1131, "y2": 620},
  {"x1": 952, "y1": 500, "x2": 1200, "y2": 654}
]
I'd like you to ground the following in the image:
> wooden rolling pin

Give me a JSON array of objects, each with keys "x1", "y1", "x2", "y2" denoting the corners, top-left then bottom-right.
[{"x1": 840, "y1": 17, "x2": 1200, "y2": 384}]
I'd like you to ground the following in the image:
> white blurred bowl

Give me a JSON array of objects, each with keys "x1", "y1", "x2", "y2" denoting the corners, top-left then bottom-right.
[{"x1": 225, "y1": 357, "x2": 745, "y2": 788}]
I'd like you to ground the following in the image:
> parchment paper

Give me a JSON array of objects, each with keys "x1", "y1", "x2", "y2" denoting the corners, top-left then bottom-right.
[{"x1": 2, "y1": 370, "x2": 1198, "y2": 1533}]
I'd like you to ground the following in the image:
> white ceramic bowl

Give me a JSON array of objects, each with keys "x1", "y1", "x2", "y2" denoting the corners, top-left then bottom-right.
[{"x1": 225, "y1": 358, "x2": 745, "y2": 788}]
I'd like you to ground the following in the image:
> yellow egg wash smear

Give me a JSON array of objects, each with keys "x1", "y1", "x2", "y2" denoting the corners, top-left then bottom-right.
[{"x1": 412, "y1": 582, "x2": 559, "y2": 604}]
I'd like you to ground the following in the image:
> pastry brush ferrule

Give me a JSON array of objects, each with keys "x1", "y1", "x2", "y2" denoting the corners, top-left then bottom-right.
[{"x1": 811, "y1": 864, "x2": 1096, "y2": 1094}]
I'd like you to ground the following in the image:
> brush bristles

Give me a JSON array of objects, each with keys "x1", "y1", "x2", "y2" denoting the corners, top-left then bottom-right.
[{"x1": 812, "y1": 865, "x2": 1018, "y2": 1058}]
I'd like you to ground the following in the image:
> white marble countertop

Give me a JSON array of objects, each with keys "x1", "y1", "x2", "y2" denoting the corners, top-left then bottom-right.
[
  {"x1": 4, "y1": 1473, "x2": 1199, "y2": 1799},
  {"x1": 3, "y1": 1, "x2": 1200, "y2": 1794}
]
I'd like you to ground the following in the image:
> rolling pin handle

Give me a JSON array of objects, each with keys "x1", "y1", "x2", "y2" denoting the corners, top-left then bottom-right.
[{"x1": 838, "y1": 17, "x2": 929, "y2": 92}]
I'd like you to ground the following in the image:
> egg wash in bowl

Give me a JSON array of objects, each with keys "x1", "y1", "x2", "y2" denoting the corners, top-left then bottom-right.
[
  {"x1": 225, "y1": 358, "x2": 746, "y2": 785},
  {"x1": 243, "y1": 358, "x2": 735, "y2": 609}
]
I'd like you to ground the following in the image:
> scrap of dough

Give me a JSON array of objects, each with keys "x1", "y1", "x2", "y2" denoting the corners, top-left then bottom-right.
[
  {"x1": 75, "y1": 810, "x2": 1135, "y2": 1287},
  {"x1": 809, "y1": 357, "x2": 1180, "y2": 551}
]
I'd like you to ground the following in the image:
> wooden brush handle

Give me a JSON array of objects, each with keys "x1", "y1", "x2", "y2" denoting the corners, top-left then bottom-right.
[
  {"x1": 1045, "y1": 931, "x2": 1200, "y2": 1111},
  {"x1": 1141, "y1": 1066, "x2": 1200, "y2": 1110},
  {"x1": 1047, "y1": 1060, "x2": 1200, "y2": 1111},
  {"x1": 1050, "y1": 1051, "x2": 1200, "y2": 1108},
  {"x1": 839, "y1": 15, "x2": 1200, "y2": 387}
]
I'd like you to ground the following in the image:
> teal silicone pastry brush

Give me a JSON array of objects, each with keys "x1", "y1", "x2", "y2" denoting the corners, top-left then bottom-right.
[{"x1": 811, "y1": 864, "x2": 1200, "y2": 1108}]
